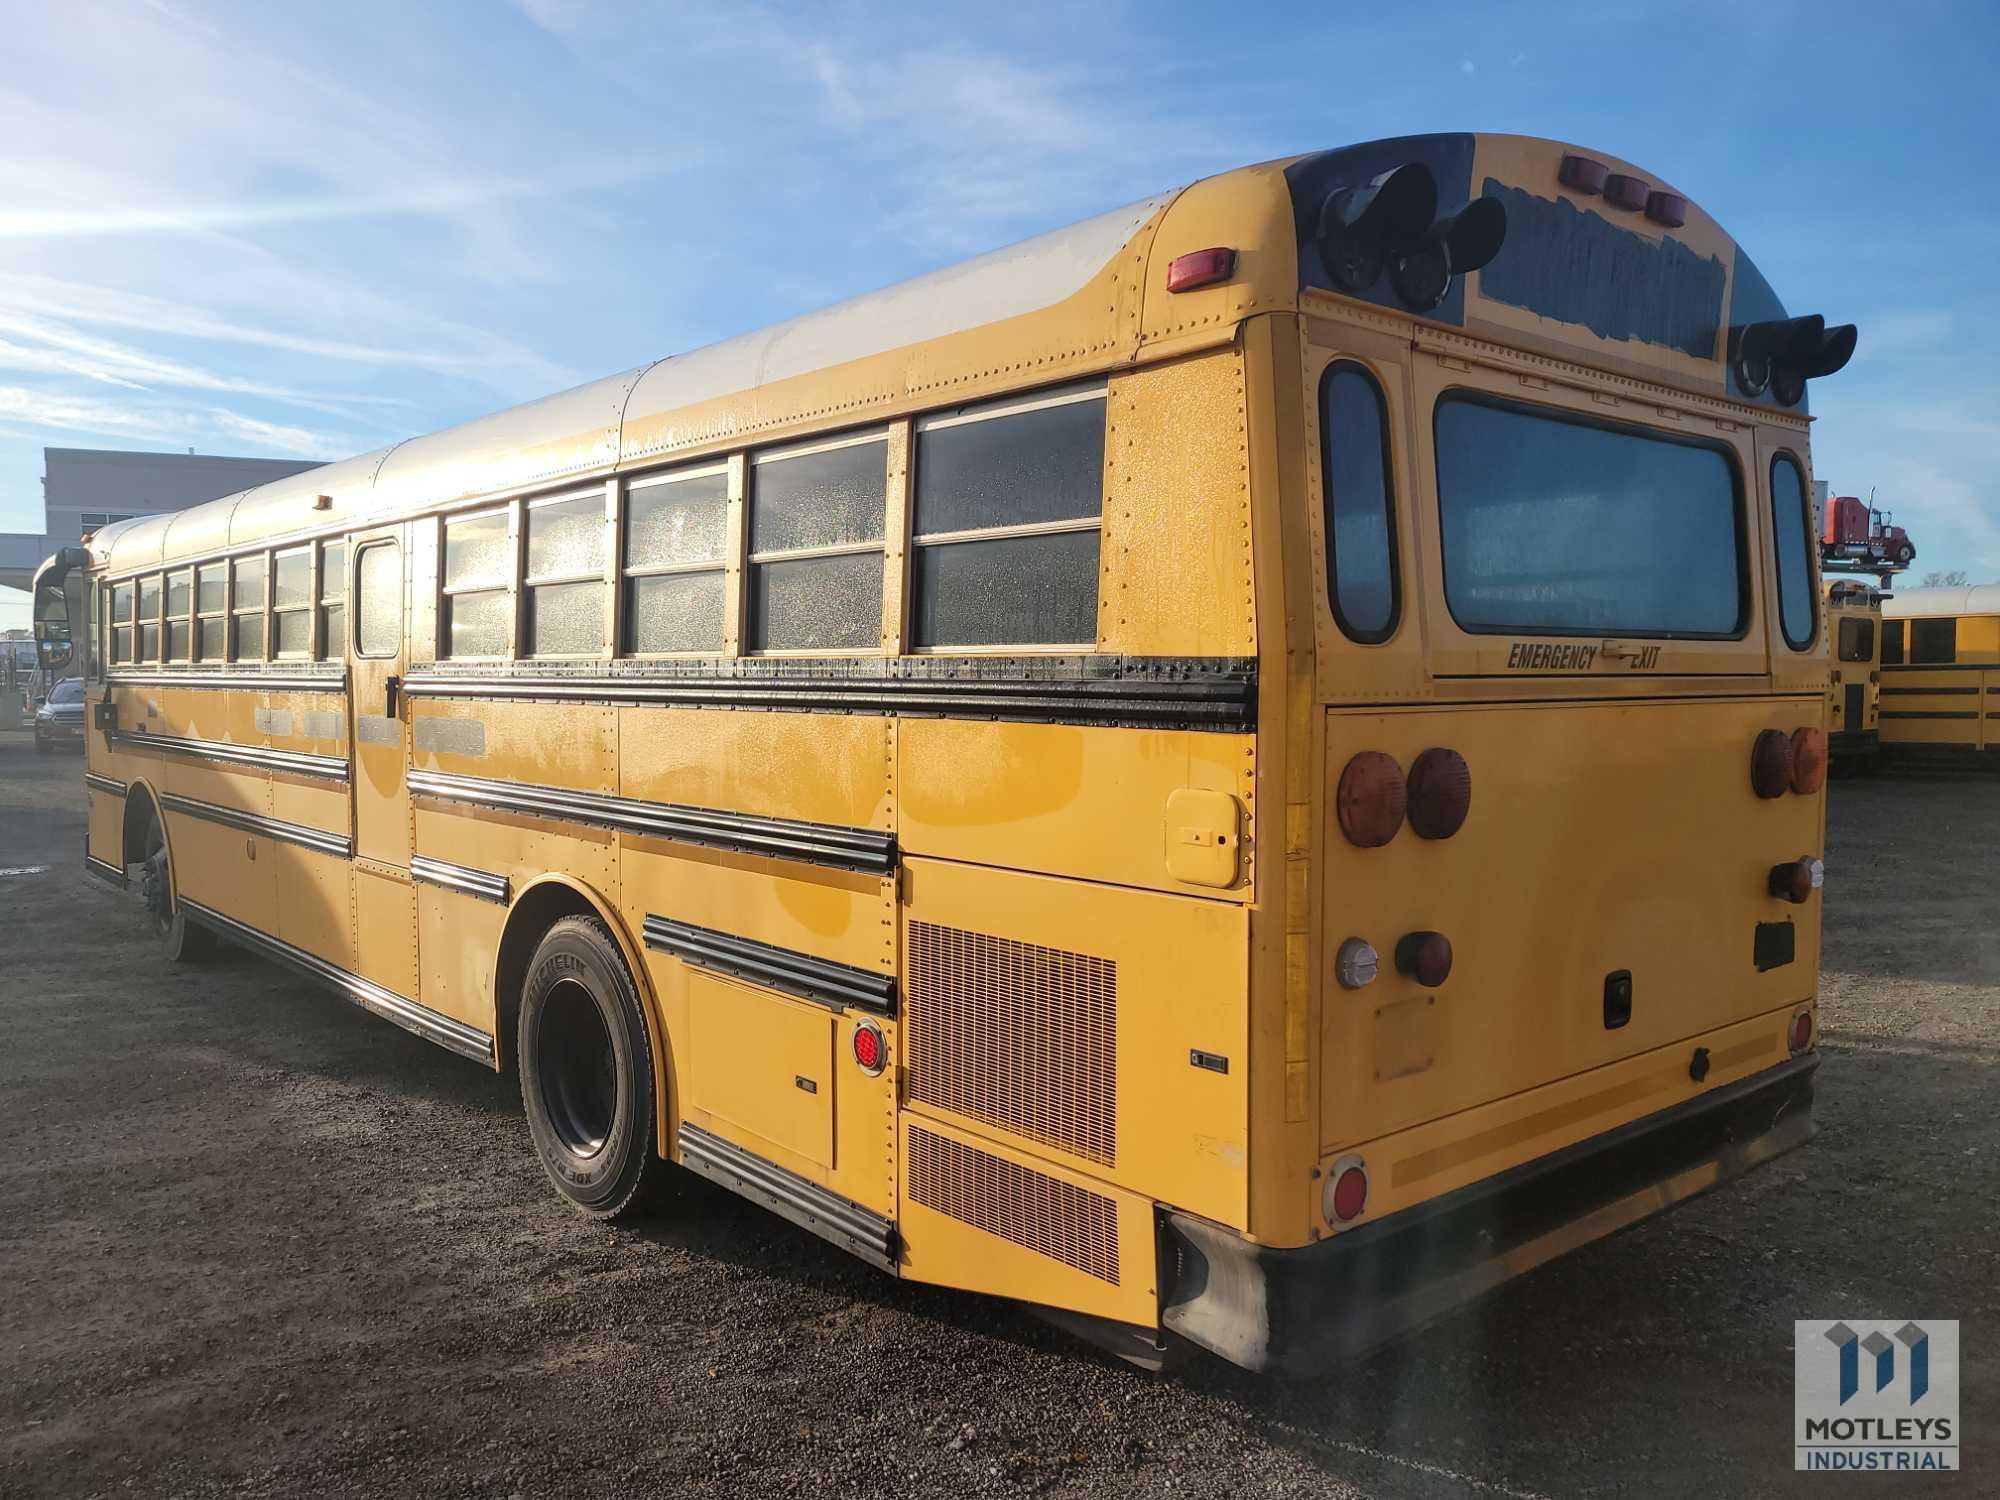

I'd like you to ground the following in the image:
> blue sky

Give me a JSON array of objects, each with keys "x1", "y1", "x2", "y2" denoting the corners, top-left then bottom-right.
[{"x1": 2, "y1": 0, "x2": 1996, "y2": 628}]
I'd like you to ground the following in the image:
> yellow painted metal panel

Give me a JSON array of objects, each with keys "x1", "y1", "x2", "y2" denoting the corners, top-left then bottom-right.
[
  {"x1": 416, "y1": 884, "x2": 504, "y2": 1034},
  {"x1": 685, "y1": 971, "x2": 834, "y2": 1177},
  {"x1": 1099, "y1": 353, "x2": 1255, "y2": 658},
  {"x1": 412, "y1": 804, "x2": 619, "y2": 907},
  {"x1": 896, "y1": 1112, "x2": 1159, "y2": 1331},
  {"x1": 620, "y1": 841, "x2": 891, "y2": 976},
  {"x1": 1322, "y1": 1005, "x2": 1798, "y2": 1229},
  {"x1": 1320, "y1": 697, "x2": 1825, "y2": 1157},
  {"x1": 897, "y1": 718, "x2": 1253, "y2": 901},
  {"x1": 617, "y1": 706, "x2": 892, "y2": 833},
  {"x1": 829, "y1": 1013, "x2": 897, "y2": 1219},
  {"x1": 86, "y1": 783, "x2": 124, "y2": 867},
  {"x1": 353, "y1": 865, "x2": 418, "y2": 1001},
  {"x1": 900, "y1": 856, "x2": 1249, "y2": 1231},
  {"x1": 166, "y1": 810, "x2": 273, "y2": 933},
  {"x1": 413, "y1": 699, "x2": 617, "y2": 791},
  {"x1": 270, "y1": 777, "x2": 349, "y2": 837},
  {"x1": 276, "y1": 844, "x2": 353, "y2": 973}
]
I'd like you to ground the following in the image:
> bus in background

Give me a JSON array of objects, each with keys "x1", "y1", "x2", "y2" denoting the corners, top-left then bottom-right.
[
  {"x1": 1881, "y1": 585, "x2": 2000, "y2": 770},
  {"x1": 34, "y1": 133, "x2": 1851, "y2": 1375},
  {"x1": 1825, "y1": 579, "x2": 1884, "y2": 774}
]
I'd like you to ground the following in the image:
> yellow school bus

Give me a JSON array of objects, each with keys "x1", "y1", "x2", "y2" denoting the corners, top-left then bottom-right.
[
  {"x1": 34, "y1": 133, "x2": 1847, "y2": 1374},
  {"x1": 1881, "y1": 585, "x2": 2000, "y2": 768},
  {"x1": 1825, "y1": 579, "x2": 1883, "y2": 773}
]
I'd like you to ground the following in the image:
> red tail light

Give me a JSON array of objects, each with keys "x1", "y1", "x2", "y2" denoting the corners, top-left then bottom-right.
[
  {"x1": 1405, "y1": 748, "x2": 1471, "y2": 839},
  {"x1": 1768, "y1": 856, "x2": 1825, "y2": 904},
  {"x1": 1604, "y1": 173, "x2": 1650, "y2": 211},
  {"x1": 1337, "y1": 751, "x2": 1406, "y2": 848},
  {"x1": 1325, "y1": 1156, "x2": 1370, "y2": 1224},
  {"x1": 1789, "y1": 727, "x2": 1829, "y2": 794},
  {"x1": 1750, "y1": 729, "x2": 1794, "y2": 799},
  {"x1": 1165, "y1": 247, "x2": 1237, "y2": 293},
  {"x1": 1559, "y1": 154, "x2": 1609, "y2": 195},
  {"x1": 1396, "y1": 930, "x2": 1453, "y2": 988},
  {"x1": 1789, "y1": 1009, "x2": 1815, "y2": 1054},
  {"x1": 852, "y1": 1019, "x2": 886, "y2": 1076}
]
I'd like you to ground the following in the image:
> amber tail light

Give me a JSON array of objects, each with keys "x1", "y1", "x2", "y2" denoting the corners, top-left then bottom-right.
[
  {"x1": 1751, "y1": 729, "x2": 1794, "y2": 799},
  {"x1": 1789, "y1": 727, "x2": 1828, "y2": 794},
  {"x1": 1337, "y1": 752, "x2": 1406, "y2": 848},
  {"x1": 1405, "y1": 748, "x2": 1471, "y2": 839}
]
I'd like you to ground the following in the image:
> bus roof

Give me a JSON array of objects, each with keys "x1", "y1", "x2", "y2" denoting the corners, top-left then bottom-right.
[
  {"x1": 1883, "y1": 585, "x2": 2000, "y2": 620},
  {"x1": 87, "y1": 133, "x2": 1814, "y2": 578}
]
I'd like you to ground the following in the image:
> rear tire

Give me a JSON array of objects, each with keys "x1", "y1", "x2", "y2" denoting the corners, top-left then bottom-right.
[
  {"x1": 518, "y1": 916, "x2": 676, "y2": 1220},
  {"x1": 139, "y1": 807, "x2": 214, "y2": 962}
]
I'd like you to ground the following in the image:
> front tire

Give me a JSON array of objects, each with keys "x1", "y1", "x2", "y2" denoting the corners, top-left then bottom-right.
[
  {"x1": 518, "y1": 916, "x2": 676, "y2": 1219},
  {"x1": 138, "y1": 807, "x2": 214, "y2": 962}
]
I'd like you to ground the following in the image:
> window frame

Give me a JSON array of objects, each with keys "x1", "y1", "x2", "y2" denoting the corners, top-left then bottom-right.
[
  {"x1": 271, "y1": 544, "x2": 316, "y2": 661},
  {"x1": 622, "y1": 460, "x2": 731, "y2": 658},
  {"x1": 354, "y1": 538, "x2": 403, "y2": 661},
  {"x1": 521, "y1": 486, "x2": 612, "y2": 660},
  {"x1": 1769, "y1": 451, "x2": 1819, "y2": 653},
  {"x1": 110, "y1": 579, "x2": 135, "y2": 667},
  {"x1": 137, "y1": 573, "x2": 163, "y2": 663},
  {"x1": 230, "y1": 552, "x2": 269, "y2": 663},
  {"x1": 318, "y1": 538, "x2": 347, "y2": 662},
  {"x1": 908, "y1": 382, "x2": 1106, "y2": 653},
  {"x1": 439, "y1": 505, "x2": 514, "y2": 661},
  {"x1": 1317, "y1": 359, "x2": 1402, "y2": 646},
  {"x1": 193, "y1": 561, "x2": 228, "y2": 662},
  {"x1": 746, "y1": 426, "x2": 890, "y2": 656},
  {"x1": 1432, "y1": 390, "x2": 1751, "y2": 642}
]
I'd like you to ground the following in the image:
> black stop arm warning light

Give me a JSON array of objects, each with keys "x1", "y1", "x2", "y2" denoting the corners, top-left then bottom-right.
[
  {"x1": 1316, "y1": 161, "x2": 1509, "y2": 312},
  {"x1": 1729, "y1": 313, "x2": 1857, "y2": 406}
]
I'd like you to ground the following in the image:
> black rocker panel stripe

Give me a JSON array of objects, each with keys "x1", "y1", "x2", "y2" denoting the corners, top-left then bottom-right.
[
  {"x1": 408, "y1": 768, "x2": 895, "y2": 875},
  {"x1": 643, "y1": 915, "x2": 896, "y2": 1016}
]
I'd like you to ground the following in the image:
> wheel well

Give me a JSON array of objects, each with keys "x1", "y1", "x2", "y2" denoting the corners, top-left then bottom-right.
[
  {"x1": 493, "y1": 883, "x2": 601, "y2": 1075},
  {"x1": 121, "y1": 784, "x2": 160, "y2": 868}
]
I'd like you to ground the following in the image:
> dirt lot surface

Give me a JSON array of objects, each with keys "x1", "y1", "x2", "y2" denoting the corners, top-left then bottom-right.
[{"x1": 1, "y1": 735, "x2": 1993, "y2": 1498}]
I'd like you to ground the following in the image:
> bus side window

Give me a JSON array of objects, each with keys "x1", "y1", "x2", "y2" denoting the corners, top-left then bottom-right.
[
  {"x1": 1320, "y1": 361, "x2": 1399, "y2": 643},
  {"x1": 356, "y1": 540, "x2": 403, "y2": 659},
  {"x1": 1837, "y1": 617, "x2": 1874, "y2": 662},
  {"x1": 1769, "y1": 455, "x2": 1816, "y2": 651},
  {"x1": 110, "y1": 581, "x2": 133, "y2": 666},
  {"x1": 1911, "y1": 619, "x2": 1957, "y2": 664},
  {"x1": 1882, "y1": 620, "x2": 1904, "y2": 665},
  {"x1": 441, "y1": 511, "x2": 510, "y2": 659},
  {"x1": 910, "y1": 383, "x2": 1105, "y2": 649},
  {"x1": 747, "y1": 432, "x2": 887, "y2": 652}
]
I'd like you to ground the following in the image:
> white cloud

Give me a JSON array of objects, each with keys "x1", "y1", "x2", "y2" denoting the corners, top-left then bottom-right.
[{"x1": 0, "y1": 385, "x2": 350, "y2": 459}]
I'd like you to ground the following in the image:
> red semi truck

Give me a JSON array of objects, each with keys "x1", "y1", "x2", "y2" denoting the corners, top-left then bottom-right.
[{"x1": 1822, "y1": 493, "x2": 1915, "y2": 571}]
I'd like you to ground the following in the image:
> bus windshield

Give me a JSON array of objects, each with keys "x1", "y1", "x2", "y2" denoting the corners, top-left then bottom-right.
[{"x1": 1434, "y1": 395, "x2": 1744, "y2": 638}]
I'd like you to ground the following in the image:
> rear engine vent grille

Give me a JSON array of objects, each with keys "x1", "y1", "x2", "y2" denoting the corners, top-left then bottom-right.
[
  {"x1": 907, "y1": 1124, "x2": 1119, "y2": 1285},
  {"x1": 907, "y1": 920, "x2": 1117, "y2": 1166}
]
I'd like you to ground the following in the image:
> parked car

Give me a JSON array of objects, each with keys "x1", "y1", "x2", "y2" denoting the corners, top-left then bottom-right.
[{"x1": 33, "y1": 676, "x2": 86, "y2": 753}]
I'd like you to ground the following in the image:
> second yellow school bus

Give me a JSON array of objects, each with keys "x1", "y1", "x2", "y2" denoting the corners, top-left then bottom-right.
[
  {"x1": 1826, "y1": 579, "x2": 1884, "y2": 772},
  {"x1": 36, "y1": 133, "x2": 1850, "y2": 1373},
  {"x1": 1881, "y1": 584, "x2": 2000, "y2": 768}
]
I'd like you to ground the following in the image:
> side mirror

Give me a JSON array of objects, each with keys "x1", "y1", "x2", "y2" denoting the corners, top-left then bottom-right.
[{"x1": 29, "y1": 545, "x2": 88, "y2": 676}]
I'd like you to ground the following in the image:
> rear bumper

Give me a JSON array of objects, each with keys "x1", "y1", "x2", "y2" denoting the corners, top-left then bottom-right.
[{"x1": 1162, "y1": 1053, "x2": 1817, "y2": 1376}]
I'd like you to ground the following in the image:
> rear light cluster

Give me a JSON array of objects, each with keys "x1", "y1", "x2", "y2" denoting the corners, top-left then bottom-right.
[
  {"x1": 1165, "y1": 246, "x2": 1237, "y2": 293},
  {"x1": 1789, "y1": 1008, "x2": 1816, "y2": 1055},
  {"x1": 851, "y1": 1019, "x2": 887, "y2": 1076},
  {"x1": 1333, "y1": 748, "x2": 1470, "y2": 992},
  {"x1": 1750, "y1": 727, "x2": 1828, "y2": 798},
  {"x1": 1768, "y1": 856, "x2": 1825, "y2": 905},
  {"x1": 1323, "y1": 1154, "x2": 1370, "y2": 1226},
  {"x1": 1336, "y1": 747, "x2": 1471, "y2": 847},
  {"x1": 1558, "y1": 153, "x2": 1686, "y2": 228}
]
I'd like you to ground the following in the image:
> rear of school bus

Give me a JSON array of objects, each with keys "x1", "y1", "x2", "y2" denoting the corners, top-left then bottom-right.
[
  {"x1": 1826, "y1": 581, "x2": 1882, "y2": 771},
  {"x1": 1158, "y1": 134, "x2": 1847, "y2": 1373}
]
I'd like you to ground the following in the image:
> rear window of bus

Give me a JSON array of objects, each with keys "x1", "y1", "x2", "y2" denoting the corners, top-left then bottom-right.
[{"x1": 1434, "y1": 395, "x2": 1745, "y2": 639}]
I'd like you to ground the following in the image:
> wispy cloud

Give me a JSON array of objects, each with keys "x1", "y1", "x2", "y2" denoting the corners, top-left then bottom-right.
[{"x1": 0, "y1": 384, "x2": 352, "y2": 458}]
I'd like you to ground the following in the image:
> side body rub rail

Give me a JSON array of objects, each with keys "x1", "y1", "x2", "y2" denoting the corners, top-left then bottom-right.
[
  {"x1": 107, "y1": 666, "x2": 347, "y2": 694},
  {"x1": 404, "y1": 654, "x2": 1257, "y2": 732},
  {"x1": 179, "y1": 899, "x2": 494, "y2": 1064},
  {"x1": 408, "y1": 768, "x2": 895, "y2": 875},
  {"x1": 83, "y1": 772, "x2": 126, "y2": 797},
  {"x1": 109, "y1": 728, "x2": 349, "y2": 783},
  {"x1": 410, "y1": 854, "x2": 510, "y2": 904},
  {"x1": 160, "y1": 793, "x2": 353, "y2": 858},
  {"x1": 643, "y1": 915, "x2": 896, "y2": 1016},
  {"x1": 679, "y1": 1123, "x2": 898, "y2": 1273}
]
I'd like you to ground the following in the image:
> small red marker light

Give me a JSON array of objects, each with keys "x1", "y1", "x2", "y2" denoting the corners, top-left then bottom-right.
[
  {"x1": 1789, "y1": 1010, "x2": 1814, "y2": 1054},
  {"x1": 852, "y1": 1019, "x2": 886, "y2": 1076},
  {"x1": 1396, "y1": 931, "x2": 1454, "y2": 988},
  {"x1": 1604, "y1": 173, "x2": 1649, "y2": 211},
  {"x1": 1327, "y1": 1160, "x2": 1369, "y2": 1224},
  {"x1": 1645, "y1": 190, "x2": 1687, "y2": 228},
  {"x1": 1166, "y1": 246, "x2": 1237, "y2": 293},
  {"x1": 1559, "y1": 154, "x2": 1608, "y2": 195}
]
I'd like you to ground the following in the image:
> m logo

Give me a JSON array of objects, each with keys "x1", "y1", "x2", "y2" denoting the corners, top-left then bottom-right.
[
  {"x1": 1825, "y1": 1322, "x2": 1929, "y2": 1406},
  {"x1": 1795, "y1": 1319, "x2": 1960, "y2": 1472}
]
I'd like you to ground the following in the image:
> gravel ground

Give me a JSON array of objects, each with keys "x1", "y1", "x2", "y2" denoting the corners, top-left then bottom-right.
[{"x1": 1, "y1": 735, "x2": 1993, "y2": 1499}]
